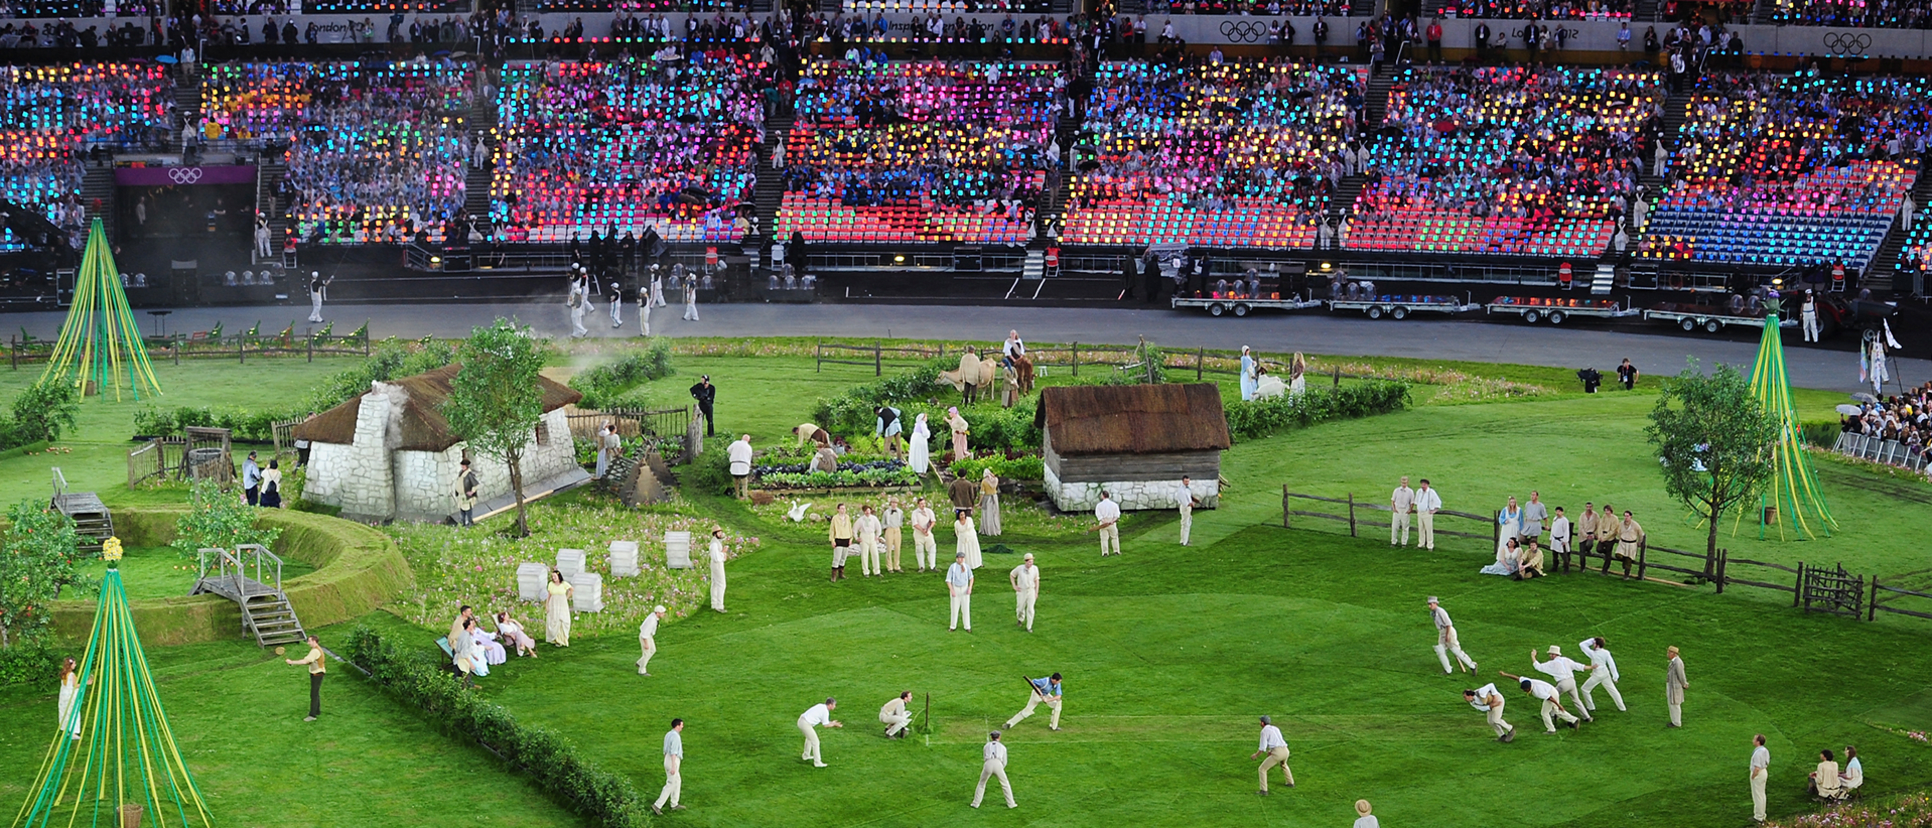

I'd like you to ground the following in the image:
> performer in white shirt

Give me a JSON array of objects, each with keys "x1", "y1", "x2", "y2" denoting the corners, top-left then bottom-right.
[
  {"x1": 1427, "y1": 596, "x2": 1478, "y2": 674},
  {"x1": 879, "y1": 691, "x2": 913, "y2": 739},
  {"x1": 910, "y1": 498, "x2": 938, "y2": 572},
  {"x1": 1530, "y1": 645, "x2": 1594, "y2": 722},
  {"x1": 1094, "y1": 492, "x2": 1122, "y2": 556},
  {"x1": 797, "y1": 698, "x2": 842, "y2": 767},
  {"x1": 1176, "y1": 476, "x2": 1200, "y2": 546},
  {"x1": 1463, "y1": 683, "x2": 1514, "y2": 742},
  {"x1": 1009, "y1": 554, "x2": 1040, "y2": 632},
  {"x1": 969, "y1": 731, "x2": 1017, "y2": 809},
  {"x1": 1249, "y1": 715, "x2": 1294, "y2": 794},
  {"x1": 855, "y1": 504, "x2": 884, "y2": 577},
  {"x1": 1501, "y1": 673, "x2": 1581, "y2": 733},
  {"x1": 1390, "y1": 476, "x2": 1416, "y2": 547},
  {"x1": 1750, "y1": 734, "x2": 1771, "y2": 823},
  {"x1": 1415, "y1": 479, "x2": 1443, "y2": 550},
  {"x1": 637, "y1": 605, "x2": 666, "y2": 676},
  {"x1": 1549, "y1": 506, "x2": 1572, "y2": 569},
  {"x1": 1578, "y1": 636, "x2": 1625, "y2": 713}
]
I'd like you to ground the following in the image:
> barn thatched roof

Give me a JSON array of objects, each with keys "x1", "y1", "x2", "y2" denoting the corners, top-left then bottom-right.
[
  {"x1": 1034, "y1": 383, "x2": 1230, "y2": 456},
  {"x1": 292, "y1": 364, "x2": 581, "y2": 452}
]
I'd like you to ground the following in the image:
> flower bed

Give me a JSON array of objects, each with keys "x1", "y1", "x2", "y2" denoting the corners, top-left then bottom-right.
[{"x1": 387, "y1": 500, "x2": 759, "y2": 638}]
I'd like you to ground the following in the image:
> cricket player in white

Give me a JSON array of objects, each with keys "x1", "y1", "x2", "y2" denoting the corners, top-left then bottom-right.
[
  {"x1": 1464, "y1": 683, "x2": 1514, "y2": 742},
  {"x1": 856, "y1": 505, "x2": 884, "y2": 577},
  {"x1": 1390, "y1": 477, "x2": 1415, "y2": 546},
  {"x1": 1415, "y1": 479, "x2": 1442, "y2": 550},
  {"x1": 970, "y1": 731, "x2": 1017, "y2": 809},
  {"x1": 637, "y1": 605, "x2": 666, "y2": 675},
  {"x1": 1529, "y1": 645, "x2": 1593, "y2": 722},
  {"x1": 1010, "y1": 553, "x2": 1039, "y2": 632},
  {"x1": 1502, "y1": 673, "x2": 1581, "y2": 733},
  {"x1": 1427, "y1": 596, "x2": 1478, "y2": 674},
  {"x1": 798, "y1": 699, "x2": 841, "y2": 767},
  {"x1": 911, "y1": 499, "x2": 938, "y2": 571},
  {"x1": 1578, "y1": 636, "x2": 1626, "y2": 713},
  {"x1": 880, "y1": 691, "x2": 912, "y2": 739},
  {"x1": 1176, "y1": 476, "x2": 1198, "y2": 545}
]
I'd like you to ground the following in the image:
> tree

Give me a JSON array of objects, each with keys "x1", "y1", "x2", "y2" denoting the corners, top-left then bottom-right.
[
  {"x1": 0, "y1": 499, "x2": 89, "y2": 649},
  {"x1": 443, "y1": 320, "x2": 549, "y2": 536},
  {"x1": 1644, "y1": 360, "x2": 1779, "y2": 577}
]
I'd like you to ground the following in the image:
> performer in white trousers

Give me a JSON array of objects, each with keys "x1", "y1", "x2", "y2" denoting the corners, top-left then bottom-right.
[
  {"x1": 1176, "y1": 476, "x2": 1198, "y2": 546},
  {"x1": 610, "y1": 279, "x2": 623, "y2": 327},
  {"x1": 1010, "y1": 554, "x2": 1039, "y2": 632},
  {"x1": 1578, "y1": 636, "x2": 1626, "y2": 713},
  {"x1": 946, "y1": 553, "x2": 974, "y2": 631},
  {"x1": 1464, "y1": 683, "x2": 1514, "y2": 742},
  {"x1": 1801, "y1": 290, "x2": 1820, "y2": 343},
  {"x1": 911, "y1": 499, "x2": 938, "y2": 571},
  {"x1": 1529, "y1": 645, "x2": 1594, "y2": 722},
  {"x1": 970, "y1": 731, "x2": 1017, "y2": 809},
  {"x1": 1428, "y1": 596, "x2": 1478, "y2": 674},
  {"x1": 1502, "y1": 673, "x2": 1581, "y2": 733},
  {"x1": 880, "y1": 691, "x2": 913, "y2": 739},
  {"x1": 797, "y1": 699, "x2": 840, "y2": 767},
  {"x1": 1390, "y1": 476, "x2": 1415, "y2": 546},
  {"x1": 856, "y1": 505, "x2": 883, "y2": 577},
  {"x1": 650, "y1": 719, "x2": 683, "y2": 815},
  {"x1": 638, "y1": 285, "x2": 652, "y2": 337},
  {"x1": 1415, "y1": 479, "x2": 1442, "y2": 550},
  {"x1": 307, "y1": 272, "x2": 329, "y2": 323}
]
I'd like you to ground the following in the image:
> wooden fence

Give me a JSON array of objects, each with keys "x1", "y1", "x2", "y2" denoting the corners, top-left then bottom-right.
[
  {"x1": 126, "y1": 437, "x2": 188, "y2": 488},
  {"x1": 814, "y1": 341, "x2": 951, "y2": 375},
  {"x1": 10, "y1": 327, "x2": 370, "y2": 369},
  {"x1": 1284, "y1": 486, "x2": 1930, "y2": 630},
  {"x1": 811, "y1": 338, "x2": 1372, "y2": 388},
  {"x1": 562, "y1": 405, "x2": 698, "y2": 461}
]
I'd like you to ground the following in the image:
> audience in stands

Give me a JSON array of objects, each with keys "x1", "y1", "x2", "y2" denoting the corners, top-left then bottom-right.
[
  {"x1": 1347, "y1": 65, "x2": 1660, "y2": 258},
  {"x1": 1772, "y1": 0, "x2": 1932, "y2": 28},
  {"x1": 1840, "y1": 382, "x2": 1932, "y2": 471},
  {"x1": 1639, "y1": 70, "x2": 1932, "y2": 271},
  {"x1": 1062, "y1": 58, "x2": 1360, "y2": 249},
  {"x1": 777, "y1": 59, "x2": 1058, "y2": 246},
  {"x1": 0, "y1": 63, "x2": 172, "y2": 251},
  {"x1": 492, "y1": 54, "x2": 766, "y2": 245},
  {"x1": 202, "y1": 60, "x2": 478, "y2": 244}
]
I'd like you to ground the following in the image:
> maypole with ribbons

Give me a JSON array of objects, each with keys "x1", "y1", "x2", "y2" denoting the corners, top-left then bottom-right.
[
  {"x1": 11, "y1": 538, "x2": 213, "y2": 828},
  {"x1": 39, "y1": 218, "x2": 162, "y2": 402},
  {"x1": 1744, "y1": 308, "x2": 1836, "y2": 540}
]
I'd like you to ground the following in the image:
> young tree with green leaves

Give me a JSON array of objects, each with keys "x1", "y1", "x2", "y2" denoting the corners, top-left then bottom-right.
[
  {"x1": 0, "y1": 500, "x2": 89, "y2": 649},
  {"x1": 170, "y1": 480, "x2": 284, "y2": 561},
  {"x1": 442, "y1": 320, "x2": 549, "y2": 536},
  {"x1": 1644, "y1": 360, "x2": 1779, "y2": 577}
]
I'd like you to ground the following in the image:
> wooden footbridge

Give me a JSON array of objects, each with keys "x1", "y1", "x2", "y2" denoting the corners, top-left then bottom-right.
[{"x1": 190, "y1": 544, "x2": 308, "y2": 647}]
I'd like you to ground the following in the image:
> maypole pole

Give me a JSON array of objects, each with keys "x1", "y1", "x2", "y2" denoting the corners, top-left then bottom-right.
[{"x1": 1745, "y1": 309, "x2": 1835, "y2": 540}]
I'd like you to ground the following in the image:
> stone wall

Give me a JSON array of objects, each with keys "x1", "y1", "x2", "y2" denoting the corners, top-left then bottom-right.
[
  {"x1": 308, "y1": 399, "x2": 582, "y2": 524},
  {"x1": 1045, "y1": 466, "x2": 1220, "y2": 513}
]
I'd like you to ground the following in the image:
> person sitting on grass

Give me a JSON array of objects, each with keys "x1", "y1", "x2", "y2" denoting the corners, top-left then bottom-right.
[
  {"x1": 1514, "y1": 538, "x2": 1546, "y2": 580},
  {"x1": 1481, "y1": 537, "x2": 1522, "y2": 577}
]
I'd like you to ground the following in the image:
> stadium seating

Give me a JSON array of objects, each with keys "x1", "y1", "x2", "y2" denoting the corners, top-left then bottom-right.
[
  {"x1": 0, "y1": 63, "x2": 172, "y2": 250},
  {"x1": 1061, "y1": 60, "x2": 1361, "y2": 250},
  {"x1": 773, "y1": 59, "x2": 1056, "y2": 246},
  {"x1": 204, "y1": 60, "x2": 477, "y2": 245},
  {"x1": 491, "y1": 55, "x2": 766, "y2": 244},
  {"x1": 1444, "y1": 0, "x2": 1630, "y2": 18},
  {"x1": 1892, "y1": 211, "x2": 1932, "y2": 287},
  {"x1": 1770, "y1": 0, "x2": 1932, "y2": 27},
  {"x1": 1345, "y1": 65, "x2": 1658, "y2": 259},
  {"x1": 1637, "y1": 72, "x2": 1931, "y2": 272}
]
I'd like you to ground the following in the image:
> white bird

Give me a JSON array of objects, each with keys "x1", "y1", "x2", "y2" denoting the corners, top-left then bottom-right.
[{"x1": 786, "y1": 501, "x2": 812, "y2": 522}]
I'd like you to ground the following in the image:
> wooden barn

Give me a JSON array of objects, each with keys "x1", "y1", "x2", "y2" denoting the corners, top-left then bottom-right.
[
  {"x1": 293, "y1": 364, "x2": 588, "y2": 523},
  {"x1": 1033, "y1": 383, "x2": 1229, "y2": 512}
]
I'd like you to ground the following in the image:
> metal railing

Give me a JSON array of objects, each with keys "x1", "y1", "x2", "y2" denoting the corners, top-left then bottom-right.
[{"x1": 1832, "y1": 431, "x2": 1930, "y2": 472}]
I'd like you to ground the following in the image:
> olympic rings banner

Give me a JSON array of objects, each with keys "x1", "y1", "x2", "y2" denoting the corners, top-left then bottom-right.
[{"x1": 113, "y1": 165, "x2": 258, "y2": 187}]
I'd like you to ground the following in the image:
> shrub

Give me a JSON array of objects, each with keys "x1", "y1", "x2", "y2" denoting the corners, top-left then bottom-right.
[
  {"x1": 169, "y1": 480, "x2": 285, "y2": 561},
  {"x1": 305, "y1": 337, "x2": 457, "y2": 412},
  {"x1": 345, "y1": 626, "x2": 651, "y2": 828},
  {"x1": 0, "y1": 639, "x2": 59, "y2": 688},
  {"x1": 682, "y1": 443, "x2": 734, "y2": 497},
  {"x1": 948, "y1": 454, "x2": 1045, "y2": 481},
  {"x1": 133, "y1": 404, "x2": 301, "y2": 442},
  {"x1": 0, "y1": 500, "x2": 88, "y2": 651},
  {"x1": 569, "y1": 341, "x2": 676, "y2": 409},
  {"x1": 1224, "y1": 380, "x2": 1412, "y2": 442},
  {"x1": 10, "y1": 379, "x2": 78, "y2": 444}
]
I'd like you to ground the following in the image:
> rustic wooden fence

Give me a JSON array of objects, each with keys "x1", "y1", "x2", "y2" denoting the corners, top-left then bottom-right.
[
  {"x1": 812, "y1": 339, "x2": 1372, "y2": 388},
  {"x1": 126, "y1": 437, "x2": 188, "y2": 487},
  {"x1": 11, "y1": 327, "x2": 370, "y2": 369},
  {"x1": 562, "y1": 405, "x2": 699, "y2": 461},
  {"x1": 1284, "y1": 486, "x2": 1922, "y2": 629}
]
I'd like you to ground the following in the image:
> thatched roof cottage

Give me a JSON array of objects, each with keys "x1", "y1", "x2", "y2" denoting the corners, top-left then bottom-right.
[{"x1": 1033, "y1": 383, "x2": 1229, "y2": 512}]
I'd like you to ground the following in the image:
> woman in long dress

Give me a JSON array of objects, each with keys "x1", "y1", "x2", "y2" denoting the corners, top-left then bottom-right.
[
  {"x1": 1288, "y1": 352, "x2": 1308, "y2": 398},
  {"x1": 908, "y1": 413, "x2": 931, "y2": 475},
  {"x1": 56, "y1": 657, "x2": 82, "y2": 739},
  {"x1": 708, "y1": 528, "x2": 729, "y2": 613},
  {"x1": 471, "y1": 622, "x2": 507, "y2": 665},
  {"x1": 955, "y1": 510, "x2": 982, "y2": 569},
  {"x1": 1481, "y1": 537, "x2": 1522, "y2": 577},
  {"x1": 1494, "y1": 496, "x2": 1524, "y2": 565},
  {"x1": 946, "y1": 407, "x2": 970, "y2": 462},
  {"x1": 978, "y1": 468, "x2": 1002, "y2": 536},
  {"x1": 495, "y1": 611, "x2": 537, "y2": 657},
  {"x1": 259, "y1": 460, "x2": 283, "y2": 508},
  {"x1": 544, "y1": 569, "x2": 574, "y2": 647},
  {"x1": 1239, "y1": 345, "x2": 1258, "y2": 401}
]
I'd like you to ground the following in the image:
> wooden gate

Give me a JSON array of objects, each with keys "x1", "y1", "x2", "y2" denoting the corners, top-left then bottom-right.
[{"x1": 1802, "y1": 564, "x2": 1864, "y2": 618}]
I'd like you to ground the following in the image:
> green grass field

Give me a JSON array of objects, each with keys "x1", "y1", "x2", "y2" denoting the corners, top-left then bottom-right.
[{"x1": 0, "y1": 342, "x2": 1928, "y2": 828}]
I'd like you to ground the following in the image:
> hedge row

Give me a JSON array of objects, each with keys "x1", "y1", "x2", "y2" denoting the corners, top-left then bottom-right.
[
  {"x1": 48, "y1": 508, "x2": 416, "y2": 647},
  {"x1": 345, "y1": 626, "x2": 651, "y2": 828},
  {"x1": 569, "y1": 341, "x2": 675, "y2": 409},
  {"x1": 1224, "y1": 380, "x2": 1414, "y2": 442}
]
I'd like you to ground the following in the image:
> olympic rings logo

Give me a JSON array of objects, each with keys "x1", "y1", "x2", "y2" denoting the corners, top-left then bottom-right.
[
  {"x1": 1822, "y1": 32, "x2": 1872, "y2": 55},
  {"x1": 167, "y1": 167, "x2": 205, "y2": 184},
  {"x1": 1219, "y1": 20, "x2": 1268, "y2": 43}
]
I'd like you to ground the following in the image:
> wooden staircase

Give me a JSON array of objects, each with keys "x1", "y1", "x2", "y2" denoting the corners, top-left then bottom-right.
[
  {"x1": 50, "y1": 469, "x2": 112, "y2": 552},
  {"x1": 189, "y1": 544, "x2": 308, "y2": 648}
]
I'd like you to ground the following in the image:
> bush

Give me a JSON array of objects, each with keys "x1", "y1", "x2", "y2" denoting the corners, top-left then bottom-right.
[
  {"x1": 10, "y1": 379, "x2": 78, "y2": 444},
  {"x1": 0, "y1": 640, "x2": 59, "y2": 688},
  {"x1": 1224, "y1": 380, "x2": 1413, "y2": 442},
  {"x1": 134, "y1": 404, "x2": 301, "y2": 442},
  {"x1": 169, "y1": 480, "x2": 285, "y2": 561},
  {"x1": 346, "y1": 626, "x2": 651, "y2": 828},
  {"x1": 569, "y1": 341, "x2": 676, "y2": 409},
  {"x1": 808, "y1": 357, "x2": 954, "y2": 436},
  {"x1": 682, "y1": 443, "x2": 734, "y2": 497},
  {"x1": 1799, "y1": 421, "x2": 1840, "y2": 448},
  {"x1": 305, "y1": 337, "x2": 457, "y2": 412},
  {"x1": 947, "y1": 453, "x2": 1045, "y2": 481}
]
